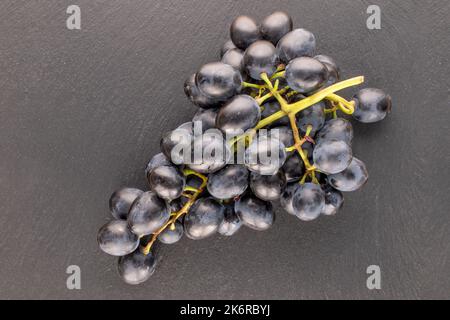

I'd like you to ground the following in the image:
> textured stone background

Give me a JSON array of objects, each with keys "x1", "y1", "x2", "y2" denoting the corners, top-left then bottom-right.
[{"x1": 0, "y1": 0, "x2": 448, "y2": 299}]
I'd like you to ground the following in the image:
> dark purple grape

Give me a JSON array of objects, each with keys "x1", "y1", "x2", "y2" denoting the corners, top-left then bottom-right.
[
  {"x1": 250, "y1": 170, "x2": 287, "y2": 201},
  {"x1": 260, "y1": 11, "x2": 293, "y2": 45},
  {"x1": 196, "y1": 62, "x2": 242, "y2": 101},
  {"x1": 296, "y1": 101, "x2": 326, "y2": 135},
  {"x1": 245, "y1": 134, "x2": 287, "y2": 175},
  {"x1": 285, "y1": 57, "x2": 328, "y2": 94},
  {"x1": 280, "y1": 183, "x2": 300, "y2": 215},
  {"x1": 192, "y1": 108, "x2": 218, "y2": 133},
  {"x1": 147, "y1": 165, "x2": 186, "y2": 201},
  {"x1": 314, "y1": 55, "x2": 339, "y2": 73},
  {"x1": 328, "y1": 157, "x2": 368, "y2": 192},
  {"x1": 316, "y1": 118, "x2": 353, "y2": 145},
  {"x1": 222, "y1": 48, "x2": 245, "y2": 73},
  {"x1": 216, "y1": 95, "x2": 261, "y2": 136},
  {"x1": 268, "y1": 126, "x2": 295, "y2": 153},
  {"x1": 184, "y1": 73, "x2": 222, "y2": 109},
  {"x1": 321, "y1": 184, "x2": 344, "y2": 216},
  {"x1": 207, "y1": 164, "x2": 249, "y2": 200},
  {"x1": 184, "y1": 197, "x2": 225, "y2": 240},
  {"x1": 187, "y1": 131, "x2": 231, "y2": 173},
  {"x1": 276, "y1": 28, "x2": 316, "y2": 63},
  {"x1": 352, "y1": 88, "x2": 392, "y2": 123},
  {"x1": 230, "y1": 15, "x2": 260, "y2": 50},
  {"x1": 243, "y1": 40, "x2": 278, "y2": 80},
  {"x1": 261, "y1": 101, "x2": 289, "y2": 127},
  {"x1": 109, "y1": 188, "x2": 143, "y2": 220},
  {"x1": 127, "y1": 191, "x2": 170, "y2": 236},
  {"x1": 145, "y1": 153, "x2": 171, "y2": 177},
  {"x1": 313, "y1": 139, "x2": 352, "y2": 174},
  {"x1": 158, "y1": 221, "x2": 184, "y2": 244},
  {"x1": 118, "y1": 250, "x2": 156, "y2": 285},
  {"x1": 235, "y1": 193, "x2": 274, "y2": 231},
  {"x1": 98, "y1": 220, "x2": 139, "y2": 256},
  {"x1": 282, "y1": 153, "x2": 305, "y2": 182},
  {"x1": 160, "y1": 127, "x2": 193, "y2": 165},
  {"x1": 292, "y1": 182, "x2": 325, "y2": 221},
  {"x1": 218, "y1": 204, "x2": 242, "y2": 236},
  {"x1": 220, "y1": 40, "x2": 237, "y2": 57}
]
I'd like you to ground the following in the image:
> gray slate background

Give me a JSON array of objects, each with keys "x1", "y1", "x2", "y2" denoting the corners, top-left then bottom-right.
[{"x1": 0, "y1": 0, "x2": 449, "y2": 300}]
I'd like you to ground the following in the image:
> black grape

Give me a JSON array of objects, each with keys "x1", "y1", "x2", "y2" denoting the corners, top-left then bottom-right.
[
  {"x1": 282, "y1": 153, "x2": 305, "y2": 182},
  {"x1": 261, "y1": 100, "x2": 289, "y2": 127},
  {"x1": 118, "y1": 250, "x2": 157, "y2": 285},
  {"x1": 127, "y1": 191, "x2": 170, "y2": 236},
  {"x1": 292, "y1": 182, "x2": 325, "y2": 221},
  {"x1": 321, "y1": 184, "x2": 344, "y2": 216},
  {"x1": 160, "y1": 127, "x2": 193, "y2": 165},
  {"x1": 192, "y1": 108, "x2": 218, "y2": 133},
  {"x1": 196, "y1": 62, "x2": 242, "y2": 101},
  {"x1": 218, "y1": 204, "x2": 242, "y2": 236},
  {"x1": 250, "y1": 170, "x2": 287, "y2": 201},
  {"x1": 109, "y1": 188, "x2": 143, "y2": 220},
  {"x1": 235, "y1": 192, "x2": 274, "y2": 231},
  {"x1": 147, "y1": 165, "x2": 186, "y2": 201},
  {"x1": 187, "y1": 131, "x2": 231, "y2": 173},
  {"x1": 245, "y1": 133, "x2": 287, "y2": 175},
  {"x1": 230, "y1": 15, "x2": 260, "y2": 50},
  {"x1": 220, "y1": 40, "x2": 237, "y2": 57},
  {"x1": 207, "y1": 164, "x2": 249, "y2": 200},
  {"x1": 316, "y1": 118, "x2": 353, "y2": 145},
  {"x1": 97, "y1": 220, "x2": 139, "y2": 256},
  {"x1": 285, "y1": 57, "x2": 328, "y2": 94},
  {"x1": 222, "y1": 48, "x2": 245, "y2": 73},
  {"x1": 314, "y1": 54, "x2": 339, "y2": 73},
  {"x1": 243, "y1": 40, "x2": 278, "y2": 80},
  {"x1": 328, "y1": 157, "x2": 369, "y2": 192},
  {"x1": 260, "y1": 11, "x2": 293, "y2": 45},
  {"x1": 276, "y1": 28, "x2": 316, "y2": 63},
  {"x1": 352, "y1": 88, "x2": 392, "y2": 123},
  {"x1": 184, "y1": 197, "x2": 225, "y2": 240},
  {"x1": 296, "y1": 101, "x2": 326, "y2": 135},
  {"x1": 216, "y1": 95, "x2": 261, "y2": 136},
  {"x1": 312, "y1": 139, "x2": 353, "y2": 174},
  {"x1": 280, "y1": 183, "x2": 301, "y2": 215},
  {"x1": 145, "y1": 153, "x2": 171, "y2": 177},
  {"x1": 184, "y1": 73, "x2": 222, "y2": 109},
  {"x1": 158, "y1": 221, "x2": 184, "y2": 244}
]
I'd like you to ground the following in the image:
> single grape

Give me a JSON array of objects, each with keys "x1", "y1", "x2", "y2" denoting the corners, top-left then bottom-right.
[
  {"x1": 118, "y1": 250, "x2": 156, "y2": 285},
  {"x1": 145, "y1": 153, "x2": 171, "y2": 178},
  {"x1": 296, "y1": 101, "x2": 326, "y2": 135},
  {"x1": 184, "y1": 197, "x2": 225, "y2": 240},
  {"x1": 109, "y1": 188, "x2": 143, "y2": 220},
  {"x1": 220, "y1": 40, "x2": 237, "y2": 57},
  {"x1": 184, "y1": 73, "x2": 222, "y2": 109},
  {"x1": 192, "y1": 108, "x2": 218, "y2": 133},
  {"x1": 260, "y1": 11, "x2": 293, "y2": 45},
  {"x1": 327, "y1": 157, "x2": 369, "y2": 192},
  {"x1": 268, "y1": 126, "x2": 295, "y2": 153},
  {"x1": 158, "y1": 221, "x2": 184, "y2": 244},
  {"x1": 230, "y1": 15, "x2": 260, "y2": 50},
  {"x1": 160, "y1": 127, "x2": 193, "y2": 165},
  {"x1": 352, "y1": 88, "x2": 392, "y2": 123},
  {"x1": 243, "y1": 40, "x2": 278, "y2": 80},
  {"x1": 250, "y1": 170, "x2": 287, "y2": 201},
  {"x1": 321, "y1": 184, "x2": 344, "y2": 216},
  {"x1": 147, "y1": 165, "x2": 186, "y2": 201},
  {"x1": 207, "y1": 164, "x2": 249, "y2": 200},
  {"x1": 313, "y1": 139, "x2": 353, "y2": 174},
  {"x1": 216, "y1": 95, "x2": 261, "y2": 136},
  {"x1": 314, "y1": 54, "x2": 339, "y2": 73},
  {"x1": 245, "y1": 134, "x2": 287, "y2": 175},
  {"x1": 282, "y1": 153, "x2": 305, "y2": 182},
  {"x1": 292, "y1": 182, "x2": 325, "y2": 221},
  {"x1": 169, "y1": 197, "x2": 188, "y2": 213},
  {"x1": 221, "y1": 48, "x2": 245, "y2": 73},
  {"x1": 285, "y1": 57, "x2": 328, "y2": 94},
  {"x1": 218, "y1": 204, "x2": 242, "y2": 236},
  {"x1": 235, "y1": 192, "x2": 274, "y2": 231},
  {"x1": 316, "y1": 118, "x2": 353, "y2": 145},
  {"x1": 261, "y1": 100, "x2": 289, "y2": 127},
  {"x1": 187, "y1": 131, "x2": 231, "y2": 173},
  {"x1": 323, "y1": 63, "x2": 340, "y2": 87},
  {"x1": 276, "y1": 28, "x2": 316, "y2": 63},
  {"x1": 280, "y1": 183, "x2": 300, "y2": 215},
  {"x1": 196, "y1": 62, "x2": 242, "y2": 101},
  {"x1": 97, "y1": 220, "x2": 139, "y2": 256},
  {"x1": 127, "y1": 191, "x2": 170, "y2": 236}
]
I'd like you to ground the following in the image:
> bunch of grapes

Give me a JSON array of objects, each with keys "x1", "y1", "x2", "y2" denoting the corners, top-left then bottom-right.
[{"x1": 97, "y1": 12, "x2": 392, "y2": 285}]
